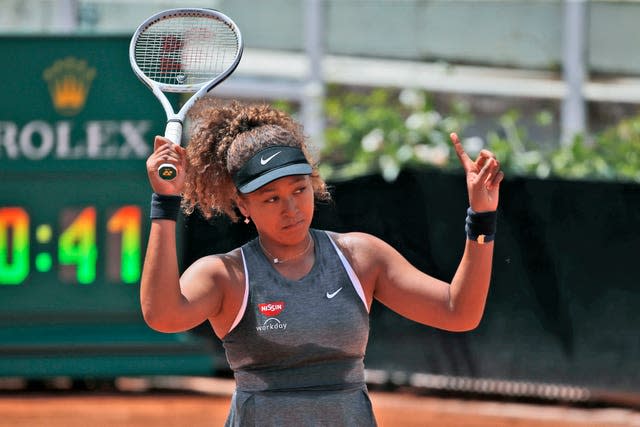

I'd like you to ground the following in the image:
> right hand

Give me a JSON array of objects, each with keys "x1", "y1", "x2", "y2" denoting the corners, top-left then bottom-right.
[{"x1": 146, "y1": 136, "x2": 187, "y2": 195}]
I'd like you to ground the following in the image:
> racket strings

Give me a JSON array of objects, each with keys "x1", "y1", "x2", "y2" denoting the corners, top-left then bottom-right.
[{"x1": 135, "y1": 16, "x2": 239, "y2": 87}]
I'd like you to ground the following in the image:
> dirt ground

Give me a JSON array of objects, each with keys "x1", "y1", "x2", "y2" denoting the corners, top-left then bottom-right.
[{"x1": 0, "y1": 378, "x2": 638, "y2": 427}]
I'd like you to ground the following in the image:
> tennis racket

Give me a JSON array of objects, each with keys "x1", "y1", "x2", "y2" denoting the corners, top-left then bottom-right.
[{"x1": 129, "y1": 8, "x2": 243, "y2": 180}]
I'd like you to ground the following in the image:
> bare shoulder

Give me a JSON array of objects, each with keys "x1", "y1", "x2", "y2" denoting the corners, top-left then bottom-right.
[
  {"x1": 325, "y1": 231, "x2": 391, "y2": 270},
  {"x1": 327, "y1": 230, "x2": 391, "y2": 251},
  {"x1": 326, "y1": 230, "x2": 384, "y2": 249},
  {"x1": 181, "y1": 247, "x2": 245, "y2": 289},
  {"x1": 326, "y1": 230, "x2": 411, "y2": 273}
]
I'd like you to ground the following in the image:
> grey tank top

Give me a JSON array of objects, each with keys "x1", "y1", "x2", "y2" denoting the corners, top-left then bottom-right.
[{"x1": 222, "y1": 229, "x2": 377, "y2": 426}]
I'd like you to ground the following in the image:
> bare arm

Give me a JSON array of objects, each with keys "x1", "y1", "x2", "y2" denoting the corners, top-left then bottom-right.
[
  {"x1": 140, "y1": 136, "x2": 226, "y2": 334},
  {"x1": 369, "y1": 234, "x2": 494, "y2": 332},
  {"x1": 345, "y1": 133, "x2": 503, "y2": 332},
  {"x1": 140, "y1": 220, "x2": 227, "y2": 333},
  {"x1": 140, "y1": 218, "x2": 182, "y2": 331}
]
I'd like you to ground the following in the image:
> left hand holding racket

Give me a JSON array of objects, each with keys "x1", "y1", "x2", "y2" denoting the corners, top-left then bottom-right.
[
  {"x1": 450, "y1": 132, "x2": 503, "y2": 212},
  {"x1": 146, "y1": 136, "x2": 187, "y2": 196}
]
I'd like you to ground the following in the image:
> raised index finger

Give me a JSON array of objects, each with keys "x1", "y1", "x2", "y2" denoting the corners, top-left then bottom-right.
[{"x1": 450, "y1": 132, "x2": 474, "y2": 172}]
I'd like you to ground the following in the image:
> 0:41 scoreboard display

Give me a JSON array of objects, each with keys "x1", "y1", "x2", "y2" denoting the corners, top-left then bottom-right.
[
  {"x1": 0, "y1": 204, "x2": 142, "y2": 286},
  {"x1": 0, "y1": 174, "x2": 151, "y2": 317},
  {"x1": 0, "y1": 36, "x2": 162, "y2": 319},
  {"x1": 0, "y1": 36, "x2": 215, "y2": 379}
]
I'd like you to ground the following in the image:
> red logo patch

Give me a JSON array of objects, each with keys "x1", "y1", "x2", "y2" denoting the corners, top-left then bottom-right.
[{"x1": 258, "y1": 301, "x2": 285, "y2": 317}]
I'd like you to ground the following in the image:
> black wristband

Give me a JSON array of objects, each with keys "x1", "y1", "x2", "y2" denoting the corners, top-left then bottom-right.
[
  {"x1": 150, "y1": 193, "x2": 182, "y2": 221},
  {"x1": 465, "y1": 207, "x2": 497, "y2": 244}
]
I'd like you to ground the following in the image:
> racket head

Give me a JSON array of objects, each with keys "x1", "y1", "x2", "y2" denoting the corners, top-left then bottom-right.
[{"x1": 129, "y1": 8, "x2": 243, "y2": 94}]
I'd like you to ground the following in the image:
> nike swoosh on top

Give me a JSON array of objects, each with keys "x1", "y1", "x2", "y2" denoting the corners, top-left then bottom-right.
[
  {"x1": 260, "y1": 151, "x2": 282, "y2": 165},
  {"x1": 326, "y1": 287, "x2": 343, "y2": 299}
]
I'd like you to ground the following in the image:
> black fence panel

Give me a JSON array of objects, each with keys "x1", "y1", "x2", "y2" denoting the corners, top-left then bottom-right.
[{"x1": 183, "y1": 169, "x2": 640, "y2": 396}]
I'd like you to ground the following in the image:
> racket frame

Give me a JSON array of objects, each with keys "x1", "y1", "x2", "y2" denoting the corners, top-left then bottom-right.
[{"x1": 129, "y1": 8, "x2": 243, "y2": 179}]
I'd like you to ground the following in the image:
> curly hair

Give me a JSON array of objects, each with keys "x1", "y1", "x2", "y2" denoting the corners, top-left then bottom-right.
[{"x1": 181, "y1": 98, "x2": 330, "y2": 221}]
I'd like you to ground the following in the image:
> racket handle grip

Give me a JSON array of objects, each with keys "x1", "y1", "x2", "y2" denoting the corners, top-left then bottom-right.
[
  {"x1": 159, "y1": 121, "x2": 183, "y2": 180},
  {"x1": 164, "y1": 121, "x2": 183, "y2": 145}
]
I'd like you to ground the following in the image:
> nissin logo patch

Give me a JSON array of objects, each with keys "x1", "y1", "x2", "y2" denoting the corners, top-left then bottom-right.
[{"x1": 258, "y1": 302, "x2": 284, "y2": 317}]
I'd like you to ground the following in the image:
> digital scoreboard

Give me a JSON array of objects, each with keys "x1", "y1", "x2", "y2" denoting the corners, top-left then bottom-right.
[
  {"x1": 0, "y1": 172, "x2": 152, "y2": 316},
  {"x1": 0, "y1": 176, "x2": 148, "y2": 286},
  {"x1": 0, "y1": 36, "x2": 163, "y2": 317},
  {"x1": 1, "y1": 202, "x2": 142, "y2": 286},
  {"x1": 0, "y1": 36, "x2": 215, "y2": 378}
]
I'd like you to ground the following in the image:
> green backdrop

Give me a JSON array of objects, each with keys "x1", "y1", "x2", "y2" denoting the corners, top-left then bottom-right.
[{"x1": 0, "y1": 36, "x2": 214, "y2": 378}]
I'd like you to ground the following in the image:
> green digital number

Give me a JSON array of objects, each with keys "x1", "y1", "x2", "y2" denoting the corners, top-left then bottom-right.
[
  {"x1": 0, "y1": 207, "x2": 30, "y2": 285},
  {"x1": 58, "y1": 207, "x2": 97, "y2": 284},
  {"x1": 107, "y1": 205, "x2": 142, "y2": 284}
]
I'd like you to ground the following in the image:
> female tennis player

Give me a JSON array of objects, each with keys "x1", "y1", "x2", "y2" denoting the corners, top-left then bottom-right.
[{"x1": 141, "y1": 99, "x2": 503, "y2": 426}]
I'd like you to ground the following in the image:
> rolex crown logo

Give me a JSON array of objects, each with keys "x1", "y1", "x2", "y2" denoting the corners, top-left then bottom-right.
[{"x1": 43, "y1": 57, "x2": 96, "y2": 116}]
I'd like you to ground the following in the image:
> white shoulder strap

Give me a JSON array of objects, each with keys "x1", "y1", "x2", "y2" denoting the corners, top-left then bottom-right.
[
  {"x1": 227, "y1": 248, "x2": 250, "y2": 333},
  {"x1": 326, "y1": 232, "x2": 369, "y2": 312}
]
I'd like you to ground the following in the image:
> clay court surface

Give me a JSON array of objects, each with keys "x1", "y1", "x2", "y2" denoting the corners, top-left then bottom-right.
[{"x1": 0, "y1": 378, "x2": 638, "y2": 427}]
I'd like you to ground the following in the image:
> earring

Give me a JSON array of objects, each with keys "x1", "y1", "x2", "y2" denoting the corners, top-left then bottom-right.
[{"x1": 244, "y1": 216, "x2": 250, "y2": 224}]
